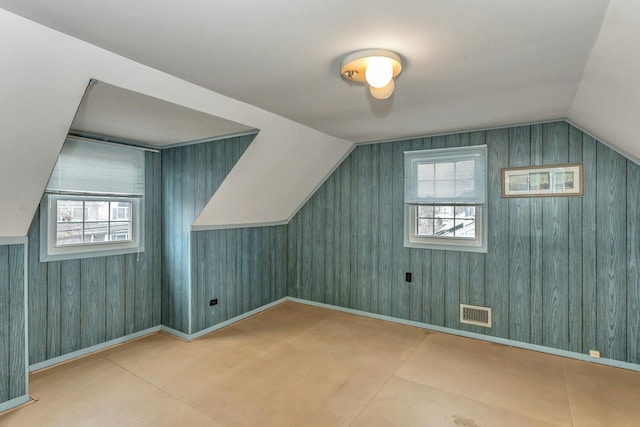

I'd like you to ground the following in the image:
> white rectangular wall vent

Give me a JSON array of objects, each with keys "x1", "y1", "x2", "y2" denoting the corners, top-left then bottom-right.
[{"x1": 460, "y1": 304, "x2": 492, "y2": 328}]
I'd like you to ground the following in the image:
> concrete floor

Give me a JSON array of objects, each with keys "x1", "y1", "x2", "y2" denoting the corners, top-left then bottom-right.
[{"x1": 1, "y1": 301, "x2": 639, "y2": 426}]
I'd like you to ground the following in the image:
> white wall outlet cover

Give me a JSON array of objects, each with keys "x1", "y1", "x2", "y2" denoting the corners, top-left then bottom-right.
[{"x1": 589, "y1": 350, "x2": 601, "y2": 358}]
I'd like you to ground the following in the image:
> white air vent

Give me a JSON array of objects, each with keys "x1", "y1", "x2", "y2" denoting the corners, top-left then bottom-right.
[{"x1": 460, "y1": 304, "x2": 492, "y2": 328}]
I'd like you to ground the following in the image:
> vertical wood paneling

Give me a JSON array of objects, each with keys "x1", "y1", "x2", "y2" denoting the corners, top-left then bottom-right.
[
  {"x1": 378, "y1": 143, "x2": 393, "y2": 316},
  {"x1": 530, "y1": 124, "x2": 544, "y2": 345},
  {"x1": 285, "y1": 120, "x2": 640, "y2": 365},
  {"x1": 0, "y1": 246, "x2": 8, "y2": 402},
  {"x1": 394, "y1": 140, "x2": 412, "y2": 319},
  {"x1": 485, "y1": 129, "x2": 509, "y2": 337},
  {"x1": 46, "y1": 261, "x2": 61, "y2": 358},
  {"x1": 339, "y1": 160, "x2": 352, "y2": 308},
  {"x1": 0, "y1": 244, "x2": 26, "y2": 403},
  {"x1": 60, "y1": 260, "x2": 80, "y2": 355},
  {"x1": 191, "y1": 225, "x2": 288, "y2": 331},
  {"x1": 369, "y1": 144, "x2": 379, "y2": 313},
  {"x1": 357, "y1": 145, "x2": 371, "y2": 312},
  {"x1": 567, "y1": 126, "x2": 583, "y2": 353},
  {"x1": 627, "y1": 160, "x2": 640, "y2": 363},
  {"x1": 596, "y1": 144, "x2": 627, "y2": 360},
  {"x1": 27, "y1": 151, "x2": 161, "y2": 365},
  {"x1": 80, "y1": 258, "x2": 106, "y2": 348},
  {"x1": 312, "y1": 184, "x2": 326, "y2": 304},
  {"x1": 325, "y1": 174, "x2": 336, "y2": 305},
  {"x1": 162, "y1": 135, "x2": 254, "y2": 334},
  {"x1": 106, "y1": 256, "x2": 125, "y2": 340},
  {"x1": 124, "y1": 254, "x2": 136, "y2": 336},
  {"x1": 28, "y1": 213, "x2": 46, "y2": 363},
  {"x1": 151, "y1": 152, "x2": 162, "y2": 326},
  {"x1": 444, "y1": 135, "x2": 461, "y2": 328},
  {"x1": 542, "y1": 122, "x2": 569, "y2": 350},
  {"x1": 508, "y1": 126, "x2": 531, "y2": 343},
  {"x1": 581, "y1": 134, "x2": 598, "y2": 353},
  {"x1": 301, "y1": 199, "x2": 313, "y2": 301},
  {"x1": 8, "y1": 245, "x2": 26, "y2": 399}
]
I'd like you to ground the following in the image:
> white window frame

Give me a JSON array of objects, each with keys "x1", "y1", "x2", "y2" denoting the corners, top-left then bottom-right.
[
  {"x1": 404, "y1": 145, "x2": 488, "y2": 253},
  {"x1": 40, "y1": 194, "x2": 144, "y2": 262}
]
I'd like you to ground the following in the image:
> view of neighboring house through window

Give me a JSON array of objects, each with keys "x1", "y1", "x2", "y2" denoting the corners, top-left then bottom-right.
[{"x1": 56, "y1": 199, "x2": 133, "y2": 245}]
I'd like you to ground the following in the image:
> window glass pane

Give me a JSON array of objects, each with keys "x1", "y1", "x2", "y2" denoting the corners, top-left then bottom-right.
[
  {"x1": 110, "y1": 222, "x2": 132, "y2": 241},
  {"x1": 111, "y1": 201, "x2": 131, "y2": 221},
  {"x1": 415, "y1": 205, "x2": 477, "y2": 239},
  {"x1": 417, "y1": 218, "x2": 433, "y2": 236},
  {"x1": 57, "y1": 200, "x2": 83, "y2": 222},
  {"x1": 417, "y1": 163, "x2": 433, "y2": 180},
  {"x1": 455, "y1": 179, "x2": 475, "y2": 197},
  {"x1": 434, "y1": 206, "x2": 454, "y2": 218},
  {"x1": 435, "y1": 162, "x2": 455, "y2": 180},
  {"x1": 85, "y1": 201, "x2": 109, "y2": 222},
  {"x1": 417, "y1": 205, "x2": 433, "y2": 217},
  {"x1": 455, "y1": 160, "x2": 474, "y2": 179},
  {"x1": 417, "y1": 180, "x2": 435, "y2": 198},
  {"x1": 454, "y1": 218, "x2": 476, "y2": 238},
  {"x1": 57, "y1": 222, "x2": 83, "y2": 245},
  {"x1": 84, "y1": 222, "x2": 109, "y2": 242},
  {"x1": 434, "y1": 218, "x2": 455, "y2": 236},
  {"x1": 434, "y1": 181, "x2": 455, "y2": 198}
]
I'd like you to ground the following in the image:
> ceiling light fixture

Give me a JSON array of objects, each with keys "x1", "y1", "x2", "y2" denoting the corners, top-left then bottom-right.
[{"x1": 340, "y1": 49, "x2": 403, "y2": 100}]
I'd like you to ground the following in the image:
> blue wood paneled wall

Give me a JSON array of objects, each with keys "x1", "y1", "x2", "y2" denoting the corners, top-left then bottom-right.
[
  {"x1": 191, "y1": 226, "x2": 287, "y2": 332},
  {"x1": 161, "y1": 135, "x2": 254, "y2": 333},
  {"x1": 0, "y1": 244, "x2": 26, "y2": 403},
  {"x1": 26, "y1": 152, "x2": 161, "y2": 365},
  {"x1": 287, "y1": 121, "x2": 640, "y2": 364}
]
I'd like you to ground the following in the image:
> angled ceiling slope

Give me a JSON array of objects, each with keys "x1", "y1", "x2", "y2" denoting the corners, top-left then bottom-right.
[
  {"x1": 0, "y1": 9, "x2": 352, "y2": 237},
  {"x1": 569, "y1": 0, "x2": 640, "y2": 164},
  {"x1": 72, "y1": 81, "x2": 256, "y2": 147}
]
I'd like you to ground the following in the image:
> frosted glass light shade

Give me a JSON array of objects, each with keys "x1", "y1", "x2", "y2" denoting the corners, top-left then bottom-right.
[
  {"x1": 340, "y1": 49, "x2": 402, "y2": 100},
  {"x1": 365, "y1": 57, "x2": 393, "y2": 88},
  {"x1": 370, "y1": 79, "x2": 395, "y2": 99}
]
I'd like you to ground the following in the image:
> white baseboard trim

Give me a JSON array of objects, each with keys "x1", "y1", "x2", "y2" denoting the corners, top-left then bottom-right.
[
  {"x1": 29, "y1": 326, "x2": 161, "y2": 372},
  {"x1": 287, "y1": 297, "x2": 640, "y2": 373},
  {"x1": 159, "y1": 325, "x2": 191, "y2": 341},
  {"x1": 0, "y1": 394, "x2": 31, "y2": 414},
  {"x1": 27, "y1": 298, "x2": 289, "y2": 373},
  {"x1": 162, "y1": 297, "x2": 289, "y2": 341}
]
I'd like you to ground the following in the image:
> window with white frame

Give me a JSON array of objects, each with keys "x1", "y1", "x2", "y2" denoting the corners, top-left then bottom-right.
[
  {"x1": 404, "y1": 145, "x2": 487, "y2": 252},
  {"x1": 40, "y1": 138, "x2": 145, "y2": 262}
]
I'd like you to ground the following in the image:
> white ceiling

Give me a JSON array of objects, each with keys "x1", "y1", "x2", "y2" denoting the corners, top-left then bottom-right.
[
  {"x1": 0, "y1": 0, "x2": 610, "y2": 143},
  {"x1": 2, "y1": 0, "x2": 640, "y2": 238},
  {"x1": 71, "y1": 81, "x2": 255, "y2": 146}
]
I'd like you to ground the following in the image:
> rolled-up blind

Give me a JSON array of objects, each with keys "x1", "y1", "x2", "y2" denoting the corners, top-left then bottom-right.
[
  {"x1": 46, "y1": 138, "x2": 145, "y2": 196},
  {"x1": 404, "y1": 145, "x2": 486, "y2": 204}
]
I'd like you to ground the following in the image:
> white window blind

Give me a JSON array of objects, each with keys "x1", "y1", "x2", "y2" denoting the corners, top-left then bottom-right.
[
  {"x1": 404, "y1": 145, "x2": 487, "y2": 205},
  {"x1": 46, "y1": 138, "x2": 145, "y2": 196}
]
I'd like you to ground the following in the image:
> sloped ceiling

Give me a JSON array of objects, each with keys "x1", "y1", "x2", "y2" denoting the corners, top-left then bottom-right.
[
  {"x1": 71, "y1": 82, "x2": 256, "y2": 147},
  {"x1": 568, "y1": 0, "x2": 640, "y2": 164},
  {"x1": 1, "y1": 1, "x2": 639, "y2": 238}
]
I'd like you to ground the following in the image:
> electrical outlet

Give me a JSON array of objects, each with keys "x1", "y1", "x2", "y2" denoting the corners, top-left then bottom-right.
[
  {"x1": 209, "y1": 299, "x2": 218, "y2": 307},
  {"x1": 589, "y1": 349, "x2": 600, "y2": 358}
]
